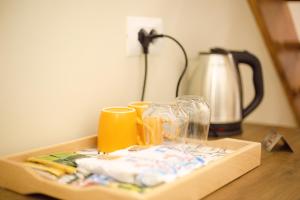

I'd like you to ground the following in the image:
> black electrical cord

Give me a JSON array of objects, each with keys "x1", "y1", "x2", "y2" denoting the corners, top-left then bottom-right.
[
  {"x1": 141, "y1": 53, "x2": 148, "y2": 101},
  {"x1": 138, "y1": 29, "x2": 188, "y2": 100},
  {"x1": 157, "y1": 34, "x2": 188, "y2": 97}
]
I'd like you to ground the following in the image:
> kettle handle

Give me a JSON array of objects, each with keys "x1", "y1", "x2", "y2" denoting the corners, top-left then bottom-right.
[{"x1": 230, "y1": 50, "x2": 264, "y2": 118}]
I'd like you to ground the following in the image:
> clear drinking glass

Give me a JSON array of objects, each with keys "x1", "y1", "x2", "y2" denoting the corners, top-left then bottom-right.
[
  {"x1": 176, "y1": 95, "x2": 210, "y2": 141},
  {"x1": 142, "y1": 103, "x2": 189, "y2": 145}
]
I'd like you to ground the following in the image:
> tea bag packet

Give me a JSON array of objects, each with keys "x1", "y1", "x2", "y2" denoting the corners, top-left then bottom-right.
[
  {"x1": 25, "y1": 152, "x2": 89, "y2": 177},
  {"x1": 24, "y1": 152, "x2": 93, "y2": 184}
]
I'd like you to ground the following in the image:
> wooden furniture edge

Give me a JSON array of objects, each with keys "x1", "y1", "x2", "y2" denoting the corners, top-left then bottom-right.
[{"x1": 247, "y1": 0, "x2": 300, "y2": 125}]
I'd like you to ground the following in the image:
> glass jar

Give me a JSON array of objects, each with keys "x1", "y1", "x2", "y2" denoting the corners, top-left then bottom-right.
[
  {"x1": 142, "y1": 103, "x2": 189, "y2": 145},
  {"x1": 176, "y1": 95, "x2": 210, "y2": 141}
]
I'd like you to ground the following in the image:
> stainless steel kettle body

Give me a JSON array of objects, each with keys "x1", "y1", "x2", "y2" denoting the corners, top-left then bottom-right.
[{"x1": 187, "y1": 48, "x2": 264, "y2": 136}]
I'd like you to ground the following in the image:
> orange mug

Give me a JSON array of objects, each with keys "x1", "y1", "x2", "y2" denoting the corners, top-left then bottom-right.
[
  {"x1": 128, "y1": 101, "x2": 151, "y2": 145},
  {"x1": 98, "y1": 107, "x2": 140, "y2": 153}
]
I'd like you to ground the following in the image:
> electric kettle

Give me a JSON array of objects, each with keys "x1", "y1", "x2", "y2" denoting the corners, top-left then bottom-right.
[{"x1": 187, "y1": 48, "x2": 264, "y2": 136}]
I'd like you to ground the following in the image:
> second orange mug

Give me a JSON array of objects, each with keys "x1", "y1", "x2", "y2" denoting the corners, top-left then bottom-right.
[{"x1": 128, "y1": 101, "x2": 151, "y2": 145}]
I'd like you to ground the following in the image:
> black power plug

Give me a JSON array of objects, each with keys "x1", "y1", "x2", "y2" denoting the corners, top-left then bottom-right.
[{"x1": 138, "y1": 29, "x2": 160, "y2": 54}]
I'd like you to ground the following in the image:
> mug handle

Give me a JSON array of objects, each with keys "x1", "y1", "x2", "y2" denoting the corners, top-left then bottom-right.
[{"x1": 136, "y1": 118, "x2": 154, "y2": 145}]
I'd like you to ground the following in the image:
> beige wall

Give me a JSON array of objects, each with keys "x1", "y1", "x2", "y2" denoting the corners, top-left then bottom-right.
[{"x1": 0, "y1": 0, "x2": 297, "y2": 156}]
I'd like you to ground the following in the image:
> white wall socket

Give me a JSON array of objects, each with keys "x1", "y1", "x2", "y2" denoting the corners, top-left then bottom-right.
[{"x1": 126, "y1": 16, "x2": 163, "y2": 56}]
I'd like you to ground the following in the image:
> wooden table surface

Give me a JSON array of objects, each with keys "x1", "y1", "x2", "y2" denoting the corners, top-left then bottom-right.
[{"x1": 0, "y1": 123, "x2": 300, "y2": 200}]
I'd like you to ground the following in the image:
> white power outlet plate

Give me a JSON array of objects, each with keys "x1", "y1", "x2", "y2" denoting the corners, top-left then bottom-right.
[{"x1": 126, "y1": 16, "x2": 163, "y2": 56}]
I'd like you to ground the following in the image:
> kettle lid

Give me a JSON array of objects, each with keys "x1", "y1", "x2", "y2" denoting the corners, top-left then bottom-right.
[{"x1": 199, "y1": 47, "x2": 229, "y2": 55}]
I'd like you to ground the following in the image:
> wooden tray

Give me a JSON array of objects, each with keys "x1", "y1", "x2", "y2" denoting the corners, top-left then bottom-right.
[{"x1": 0, "y1": 136, "x2": 261, "y2": 200}]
